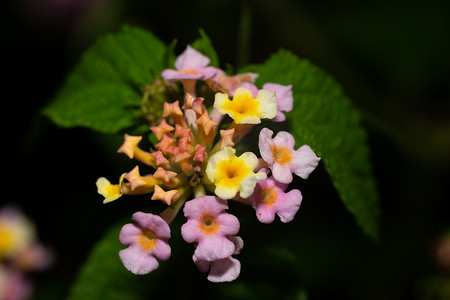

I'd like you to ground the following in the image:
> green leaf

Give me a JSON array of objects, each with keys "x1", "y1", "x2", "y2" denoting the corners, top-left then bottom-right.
[
  {"x1": 242, "y1": 49, "x2": 380, "y2": 240},
  {"x1": 44, "y1": 25, "x2": 168, "y2": 133},
  {"x1": 191, "y1": 28, "x2": 220, "y2": 67}
]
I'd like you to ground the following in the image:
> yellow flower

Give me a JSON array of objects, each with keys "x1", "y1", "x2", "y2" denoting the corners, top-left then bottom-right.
[
  {"x1": 213, "y1": 87, "x2": 277, "y2": 124},
  {"x1": 0, "y1": 208, "x2": 34, "y2": 259},
  {"x1": 96, "y1": 175, "x2": 125, "y2": 204},
  {"x1": 205, "y1": 146, "x2": 266, "y2": 199}
]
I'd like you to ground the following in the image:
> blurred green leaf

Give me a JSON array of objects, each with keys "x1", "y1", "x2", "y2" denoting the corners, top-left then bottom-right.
[
  {"x1": 242, "y1": 49, "x2": 380, "y2": 240},
  {"x1": 191, "y1": 28, "x2": 220, "y2": 67},
  {"x1": 43, "y1": 25, "x2": 168, "y2": 133}
]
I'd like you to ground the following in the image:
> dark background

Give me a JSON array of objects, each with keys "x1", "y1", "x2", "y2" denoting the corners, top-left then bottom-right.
[{"x1": 2, "y1": 0, "x2": 450, "y2": 299}]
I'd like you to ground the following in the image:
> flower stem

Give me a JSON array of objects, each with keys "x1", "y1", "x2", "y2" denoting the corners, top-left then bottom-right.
[
  {"x1": 193, "y1": 183, "x2": 206, "y2": 198},
  {"x1": 160, "y1": 194, "x2": 189, "y2": 225}
]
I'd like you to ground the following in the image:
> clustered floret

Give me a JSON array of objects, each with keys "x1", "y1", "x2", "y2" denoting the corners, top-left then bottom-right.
[{"x1": 96, "y1": 45, "x2": 321, "y2": 282}]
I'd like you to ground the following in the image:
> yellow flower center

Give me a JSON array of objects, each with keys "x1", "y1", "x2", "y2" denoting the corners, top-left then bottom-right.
[
  {"x1": 215, "y1": 156, "x2": 252, "y2": 188},
  {"x1": 222, "y1": 94, "x2": 259, "y2": 122},
  {"x1": 199, "y1": 214, "x2": 220, "y2": 235},
  {"x1": 271, "y1": 145, "x2": 292, "y2": 165},
  {"x1": 106, "y1": 184, "x2": 121, "y2": 197},
  {"x1": 0, "y1": 224, "x2": 13, "y2": 257},
  {"x1": 180, "y1": 69, "x2": 199, "y2": 74},
  {"x1": 138, "y1": 230, "x2": 157, "y2": 251}
]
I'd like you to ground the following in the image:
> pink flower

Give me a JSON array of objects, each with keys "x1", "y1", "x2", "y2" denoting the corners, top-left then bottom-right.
[
  {"x1": 181, "y1": 196, "x2": 239, "y2": 261},
  {"x1": 119, "y1": 212, "x2": 171, "y2": 275},
  {"x1": 250, "y1": 177, "x2": 302, "y2": 223},
  {"x1": 193, "y1": 236, "x2": 243, "y2": 282},
  {"x1": 259, "y1": 128, "x2": 320, "y2": 184},
  {"x1": 0, "y1": 266, "x2": 32, "y2": 300},
  {"x1": 262, "y1": 83, "x2": 293, "y2": 122},
  {"x1": 161, "y1": 45, "x2": 217, "y2": 83}
]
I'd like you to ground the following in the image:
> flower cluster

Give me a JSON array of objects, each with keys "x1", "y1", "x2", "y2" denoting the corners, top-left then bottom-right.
[
  {"x1": 0, "y1": 206, "x2": 53, "y2": 300},
  {"x1": 96, "y1": 45, "x2": 320, "y2": 282}
]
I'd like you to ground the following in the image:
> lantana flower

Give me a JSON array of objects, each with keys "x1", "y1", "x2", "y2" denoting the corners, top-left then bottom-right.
[
  {"x1": 96, "y1": 44, "x2": 321, "y2": 282},
  {"x1": 0, "y1": 266, "x2": 32, "y2": 300},
  {"x1": 181, "y1": 196, "x2": 239, "y2": 262},
  {"x1": 162, "y1": 45, "x2": 218, "y2": 96},
  {"x1": 205, "y1": 146, "x2": 267, "y2": 199},
  {"x1": 119, "y1": 212, "x2": 171, "y2": 275},
  {"x1": 259, "y1": 128, "x2": 320, "y2": 184},
  {"x1": 192, "y1": 236, "x2": 243, "y2": 282},
  {"x1": 250, "y1": 176, "x2": 302, "y2": 224},
  {"x1": 234, "y1": 82, "x2": 293, "y2": 123},
  {"x1": 161, "y1": 45, "x2": 217, "y2": 83},
  {"x1": 0, "y1": 208, "x2": 34, "y2": 260},
  {"x1": 214, "y1": 87, "x2": 277, "y2": 124},
  {"x1": 95, "y1": 176, "x2": 124, "y2": 204},
  {"x1": 0, "y1": 207, "x2": 52, "y2": 300}
]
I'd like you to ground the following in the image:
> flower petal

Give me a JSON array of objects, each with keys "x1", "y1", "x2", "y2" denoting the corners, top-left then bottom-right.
[
  {"x1": 183, "y1": 196, "x2": 228, "y2": 220},
  {"x1": 215, "y1": 213, "x2": 240, "y2": 236},
  {"x1": 276, "y1": 189, "x2": 303, "y2": 223},
  {"x1": 194, "y1": 236, "x2": 235, "y2": 261},
  {"x1": 207, "y1": 257, "x2": 241, "y2": 283},
  {"x1": 263, "y1": 83, "x2": 293, "y2": 112},
  {"x1": 228, "y1": 236, "x2": 244, "y2": 255},
  {"x1": 214, "y1": 184, "x2": 240, "y2": 200},
  {"x1": 273, "y1": 131, "x2": 296, "y2": 150},
  {"x1": 131, "y1": 212, "x2": 171, "y2": 239},
  {"x1": 255, "y1": 204, "x2": 276, "y2": 224},
  {"x1": 181, "y1": 220, "x2": 202, "y2": 244},
  {"x1": 193, "y1": 254, "x2": 210, "y2": 272},
  {"x1": 238, "y1": 171, "x2": 267, "y2": 199},
  {"x1": 291, "y1": 145, "x2": 321, "y2": 179},
  {"x1": 175, "y1": 45, "x2": 210, "y2": 70},
  {"x1": 258, "y1": 128, "x2": 275, "y2": 165},
  {"x1": 119, "y1": 223, "x2": 142, "y2": 245},
  {"x1": 256, "y1": 89, "x2": 278, "y2": 119},
  {"x1": 153, "y1": 239, "x2": 171, "y2": 261},
  {"x1": 272, "y1": 163, "x2": 293, "y2": 184},
  {"x1": 119, "y1": 244, "x2": 159, "y2": 275},
  {"x1": 239, "y1": 151, "x2": 259, "y2": 170}
]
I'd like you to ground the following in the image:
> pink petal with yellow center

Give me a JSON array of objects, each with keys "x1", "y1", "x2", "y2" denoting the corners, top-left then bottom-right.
[
  {"x1": 272, "y1": 131, "x2": 295, "y2": 150},
  {"x1": 181, "y1": 196, "x2": 240, "y2": 261},
  {"x1": 251, "y1": 177, "x2": 303, "y2": 223},
  {"x1": 132, "y1": 212, "x2": 171, "y2": 240},
  {"x1": 118, "y1": 212, "x2": 171, "y2": 275}
]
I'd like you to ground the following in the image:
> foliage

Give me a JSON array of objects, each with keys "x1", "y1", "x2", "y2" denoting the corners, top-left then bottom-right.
[{"x1": 43, "y1": 25, "x2": 168, "y2": 133}]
